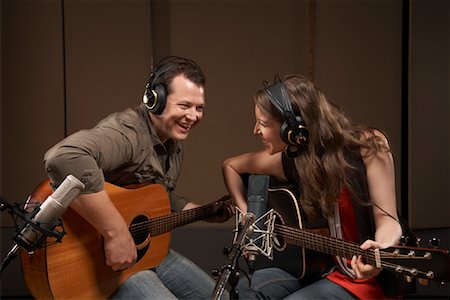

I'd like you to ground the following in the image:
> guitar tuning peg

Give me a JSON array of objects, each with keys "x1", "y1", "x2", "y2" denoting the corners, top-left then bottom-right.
[
  {"x1": 399, "y1": 235, "x2": 409, "y2": 245},
  {"x1": 223, "y1": 246, "x2": 231, "y2": 255},
  {"x1": 405, "y1": 275, "x2": 413, "y2": 283},
  {"x1": 418, "y1": 278, "x2": 429, "y2": 286},
  {"x1": 429, "y1": 237, "x2": 440, "y2": 248},
  {"x1": 212, "y1": 268, "x2": 221, "y2": 277},
  {"x1": 415, "y1": 237, "x2": 421, "y2": 247}
]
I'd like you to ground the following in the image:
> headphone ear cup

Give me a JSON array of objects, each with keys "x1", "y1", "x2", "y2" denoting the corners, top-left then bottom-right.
[
  {"x1": 144, "y1": 83, "x2": 167, "y2": 115},
  {"x1": 280, "y1": 117, "x2": 309, "y2": 149},
  {"x1": 279, "y1": 121, "x2": 291, "y2": 145}
]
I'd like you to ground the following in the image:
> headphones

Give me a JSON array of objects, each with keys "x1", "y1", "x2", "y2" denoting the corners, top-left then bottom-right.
[
  {"x1": 143, "y1": 61, "x2": 173, "y2": 115},
  {"x1": 264, "y1": 77, "x2": 309, "y2": 152}
]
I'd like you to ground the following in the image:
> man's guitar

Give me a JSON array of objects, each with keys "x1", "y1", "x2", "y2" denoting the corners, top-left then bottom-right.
[
  {"x1": 254, "y1": 187, "x2": 450, "y2": 284},
  {"x1": 21, "y1": 180, "x2": 230, "y2": 300}
]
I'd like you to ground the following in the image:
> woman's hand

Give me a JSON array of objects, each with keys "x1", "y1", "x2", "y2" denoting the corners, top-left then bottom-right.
[{"x1": 350, "y1": 239, "x2": 383, "y2": 279}]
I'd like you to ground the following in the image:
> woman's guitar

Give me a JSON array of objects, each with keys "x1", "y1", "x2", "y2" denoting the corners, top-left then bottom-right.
[
  {"x1": 21, "y1": 180, "x2": 231, "y2": 300},
  {"x1": 253, "y1": 187, "x2": 450, "y2": 284}
]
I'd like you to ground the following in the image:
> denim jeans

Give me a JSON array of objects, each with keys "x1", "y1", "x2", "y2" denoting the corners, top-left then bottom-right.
[
  {"x1": 110, "y1": 249, "x2": 229, "y2": 300},
  {"x1": 236, "y1": 267, "x2": 355, "y2": 300}
]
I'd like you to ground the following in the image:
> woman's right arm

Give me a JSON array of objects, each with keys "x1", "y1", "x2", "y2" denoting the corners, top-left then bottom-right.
[{"x1": 222, "y1": 150, "x2": 285, "y2": 214}]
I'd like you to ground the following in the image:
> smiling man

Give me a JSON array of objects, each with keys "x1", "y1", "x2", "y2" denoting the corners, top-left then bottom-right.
[{"x1": 43, "y1": 56, "x2": 231, "y2": 299}]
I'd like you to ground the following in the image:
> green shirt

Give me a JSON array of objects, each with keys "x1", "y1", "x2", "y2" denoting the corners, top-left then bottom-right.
[{"x1": 44, "y1": 104, "x2": 189, "y2": 211}]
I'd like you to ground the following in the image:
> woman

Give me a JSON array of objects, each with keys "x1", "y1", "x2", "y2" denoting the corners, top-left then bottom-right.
[{"x1": 222, "y1": 75, "x2": 403, "y2": 299}]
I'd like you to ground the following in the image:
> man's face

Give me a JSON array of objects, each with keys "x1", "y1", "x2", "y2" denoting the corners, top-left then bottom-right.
[{"x1": 151, "y1": 74, "x2": 205, "y2": 142}]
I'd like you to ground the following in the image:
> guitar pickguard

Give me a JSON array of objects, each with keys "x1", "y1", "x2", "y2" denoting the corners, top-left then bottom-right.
[{"x1": 253, "y1": 187, "x2": 333, "y2": 280}]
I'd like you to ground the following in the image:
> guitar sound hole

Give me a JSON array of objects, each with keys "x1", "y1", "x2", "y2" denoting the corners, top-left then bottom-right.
[{"x1": 130, "y1": 215, "x2": 150, "y2": 245}]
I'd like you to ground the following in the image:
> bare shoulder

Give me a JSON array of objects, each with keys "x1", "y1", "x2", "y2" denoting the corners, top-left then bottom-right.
[{"x1": 359, "y1": 128, "x2": 391, "y2": 159}]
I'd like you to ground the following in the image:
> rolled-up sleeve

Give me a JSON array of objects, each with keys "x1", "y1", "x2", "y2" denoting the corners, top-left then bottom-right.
[
  {"x1": 169, "y1": 191, "x2": 189, "y2": 212},
  {"x1": 44, "y1": 125, "x2": 135, "y2": 193}
]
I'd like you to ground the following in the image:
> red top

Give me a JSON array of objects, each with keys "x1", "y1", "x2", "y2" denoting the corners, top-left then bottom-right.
[{"x1": 325, "y1": 188, "x2": 387, "y2": 299}]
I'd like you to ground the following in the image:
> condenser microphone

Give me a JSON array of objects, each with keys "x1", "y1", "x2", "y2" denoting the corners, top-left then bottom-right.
[
  {"x1": 17, "y1": 175, "x2": 85, "y2": 249},
  {"x1": 1, "y1": 175, "x2": 85, "y2": 274},
  {"x1": 245, "y1": 175, "x2": 269, "y2": 275}
]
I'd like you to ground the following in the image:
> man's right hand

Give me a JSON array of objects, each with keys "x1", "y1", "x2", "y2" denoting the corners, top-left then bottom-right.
[
  {"x1": 103, "y1": 228, "x2": 137, "y2": 271},
  {"x1": 70, "y1": 190, "x2": 138, "y2": 271}
]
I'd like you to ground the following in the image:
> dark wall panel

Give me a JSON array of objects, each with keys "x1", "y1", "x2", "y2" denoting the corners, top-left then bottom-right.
[
  {"x1": 1, "y1": 0, "x2": 64, "y2": 225},
  {"x1": 1, "y1": 0, "x2": 152, "y2": 296},
  {"x1": 1, "y1": 0, "x2": 64, "y2": 296},
  {"x1": 63, "y1": 0, "x2": 152, "y2": 134},
  {"x1": 409, "y1": 0, "x2": 449, "y2": 228},
  {"x1": 315, "y1": 0, "x2": 403, "y2": 211}
]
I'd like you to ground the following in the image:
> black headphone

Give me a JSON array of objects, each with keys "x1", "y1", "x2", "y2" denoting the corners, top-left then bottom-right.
[
  {"x1": 143, "y1": 60, "x2": 173, "y2": 115},
  {"x1": 264, "y1": 76, "x2": 309, "y2": 151}
]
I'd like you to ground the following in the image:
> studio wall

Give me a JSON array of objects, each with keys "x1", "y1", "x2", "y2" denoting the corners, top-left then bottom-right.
[{"x1": 1, "y1": 0, "x2": 448, "y2": 297}]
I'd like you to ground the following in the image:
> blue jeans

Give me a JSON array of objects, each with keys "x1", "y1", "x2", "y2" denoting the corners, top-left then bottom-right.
[
  {"x1": 110, "y1": 249, "x2": 229, "y2": 300},
  {"x1": 237, "y1": 267, "x2": 356, "y2": 300}
]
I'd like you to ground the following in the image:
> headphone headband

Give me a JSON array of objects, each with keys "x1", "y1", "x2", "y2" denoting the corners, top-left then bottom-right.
[{"x1": 263, "y1": 75, "x2": 309, "y2": 152}]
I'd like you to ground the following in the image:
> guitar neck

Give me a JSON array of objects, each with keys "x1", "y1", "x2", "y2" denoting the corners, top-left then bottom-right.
[
  {"x1": 149, "y1": 202, "x2": 218, "y2": 236},
  {"x1": 275, "y1": 224, "x2": 380, "y2": 267}
]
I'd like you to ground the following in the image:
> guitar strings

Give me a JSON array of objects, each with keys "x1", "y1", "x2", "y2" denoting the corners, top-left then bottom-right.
[
  {"x1": 276, "y1": 224, "x2": 432, "y2": 278},
  {"x1": 127, "y1": 203, "x2": 217, "y2": 240},
  {"x1": 275, "y1": 224, "x2": 409, "y2": 270},
  {"x1": 121, "y1": 207, "x2": 430, "y2": 278}
]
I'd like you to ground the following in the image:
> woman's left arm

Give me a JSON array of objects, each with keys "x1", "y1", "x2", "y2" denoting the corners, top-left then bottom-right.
[
  {"x1": 363, "y1": 130, "x2": 403, "y2": 248},
  {"x1": 351, "y1": 130, "x2": 403, "y2": 278}
]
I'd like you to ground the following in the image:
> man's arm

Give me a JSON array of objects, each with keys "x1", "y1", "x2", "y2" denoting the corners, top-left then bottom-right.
[
  {"x1": 70, "y1": 191, "x2": 137, "y2": 271},
  {"x1": 44, "y1": 125, "x2": 137, "y2": 270}
]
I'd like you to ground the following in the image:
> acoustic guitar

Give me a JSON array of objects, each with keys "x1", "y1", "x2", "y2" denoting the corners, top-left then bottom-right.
[
  {"x1": 255, "y1": 187, "x2": 450, "y2": 284},
  {"x1": 21, "y1": 180, "x2": 230, "y2": 299}
]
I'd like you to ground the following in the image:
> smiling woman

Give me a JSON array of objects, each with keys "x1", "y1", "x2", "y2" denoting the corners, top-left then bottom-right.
[
  {"x1": 253, "y1": 105, "x2": 284, "y2": 155},
  {"x1": 222, "y1": 74, "x2": 405, "y2": 299}
]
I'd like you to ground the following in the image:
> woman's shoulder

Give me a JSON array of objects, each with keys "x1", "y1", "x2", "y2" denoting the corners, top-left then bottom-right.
[{"x1": 358, "y1": 127, "x2": 391, "y2": 151}]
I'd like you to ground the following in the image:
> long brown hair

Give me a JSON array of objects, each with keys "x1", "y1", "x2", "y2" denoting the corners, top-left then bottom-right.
[{"x1": 255, "y1": 74, "x2": 389, "y2": 218}]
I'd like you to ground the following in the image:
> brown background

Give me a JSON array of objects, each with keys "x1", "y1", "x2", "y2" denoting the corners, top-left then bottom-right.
[{"x1": 1, "y1": 0, "x2": 448, "y2": 297}]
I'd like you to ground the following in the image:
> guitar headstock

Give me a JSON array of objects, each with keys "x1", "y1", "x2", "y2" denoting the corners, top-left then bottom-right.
[{"x1": 383, "y1": 245, "x2": 450, "y2": 283}]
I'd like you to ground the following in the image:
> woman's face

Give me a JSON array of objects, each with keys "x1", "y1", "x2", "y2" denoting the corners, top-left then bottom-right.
[{"x1": 253, "y1": 105, "x2": 286, "y2": 154}]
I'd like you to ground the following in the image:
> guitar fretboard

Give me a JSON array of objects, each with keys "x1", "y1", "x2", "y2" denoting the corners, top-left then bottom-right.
[
  {"x1": 129, "y1": 202, "x2": 220, "y2": 239},
  {"x1": 275, "y1": 224, "x2": 389, "y2": 268}
]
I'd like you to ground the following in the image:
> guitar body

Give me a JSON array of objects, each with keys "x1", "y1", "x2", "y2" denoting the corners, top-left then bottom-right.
[
  {"x1": 254, "y1": 187, "x2": 333, "y2": 280},
  {"x1": 21, "y1": 181, "x2": 171, "y2": 300}
]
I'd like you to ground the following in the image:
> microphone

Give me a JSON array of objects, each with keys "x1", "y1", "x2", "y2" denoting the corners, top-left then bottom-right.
[
  {"x1": 1, "y1": 175, "x2": 85, "y2": 274},
  {"x1": 245, "y1": 175, "x2": 269, "y2": 275}
]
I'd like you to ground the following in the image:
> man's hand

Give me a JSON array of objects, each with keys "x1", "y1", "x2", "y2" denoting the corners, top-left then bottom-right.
[
  {"x1": 204, "y1": 195, "x2": 235, "y2": 223},
  {"x1": 103, "y1": 228, "x2": 137, "y2": 271},
  {"x1": 70, "y1": 190, "x2": 138, "y2": 272}
]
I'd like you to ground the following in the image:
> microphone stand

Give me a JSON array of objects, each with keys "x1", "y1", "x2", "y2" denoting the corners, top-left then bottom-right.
[{"x1": 212, "y1": 214, "x2": 255, "y2": 300}]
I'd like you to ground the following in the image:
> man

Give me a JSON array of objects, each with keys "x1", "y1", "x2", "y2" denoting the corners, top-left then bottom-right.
[{"x1": 44, "y1": 56, "x2": 232, "y2": 299}]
